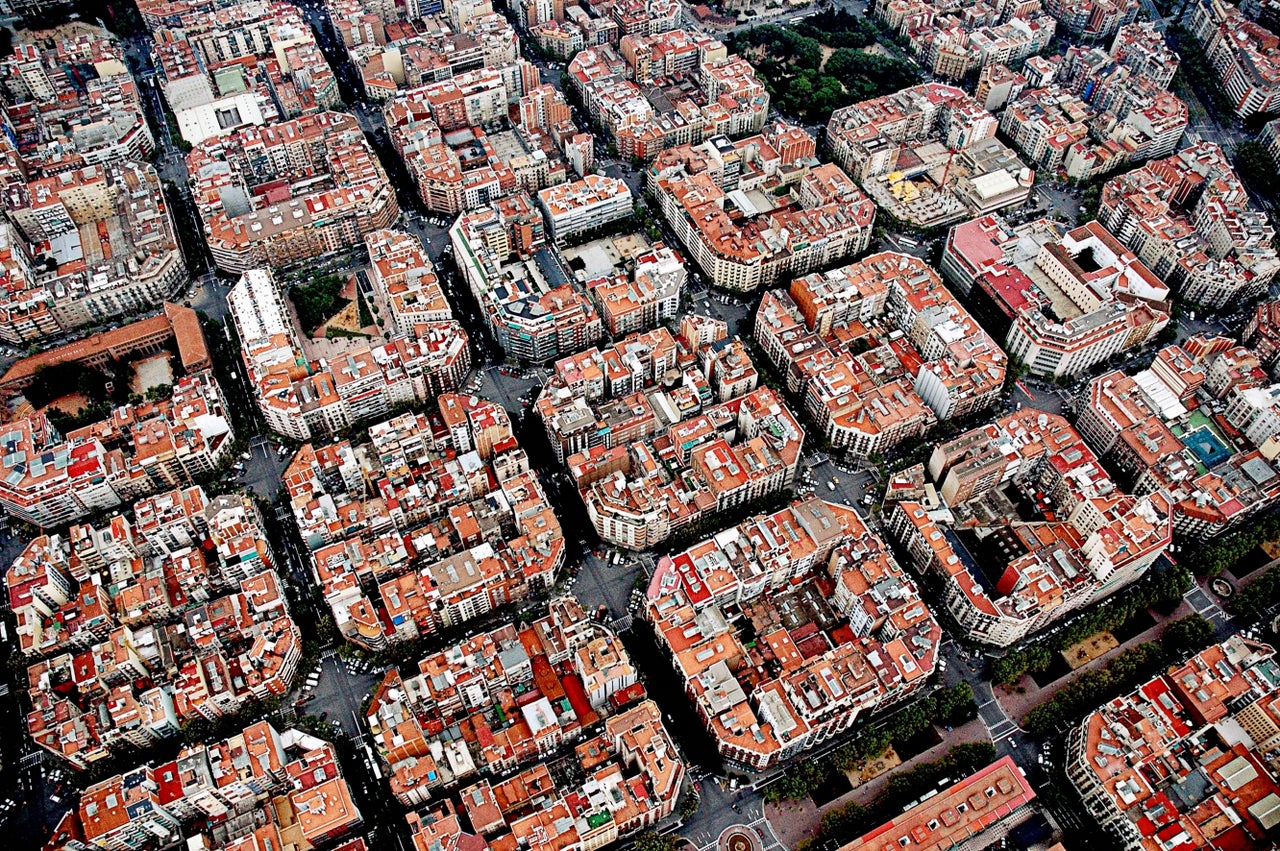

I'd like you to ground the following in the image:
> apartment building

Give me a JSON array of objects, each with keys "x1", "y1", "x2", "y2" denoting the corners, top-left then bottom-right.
[
  {"x1": 538, "y1": 324, "x2": 724, "y2": 456},
  {"x1": 942, "y1": 216, "x2": 1170, "y2": 378},
  {"x1": 149, "y1": 0, "x2": 340, "y2": 144},
  {"x1": 366, "y1": 229, "x2": 453, "y2": 334},
  {"x1": 583, "y1": 240, "x2": 684, "y2": 336},
  {"x1": 1060, "y1": 43, "x2": 1173, "y2": 114},
  {"x1": 567, "y1": 32, "x2": 769, "y2": 162},
  {"x1": 228, "y1": 265, "x2": 469, "y2": 440},
  {"x1": 366, "y1": 597, "x2": 653, "y2": 804},
  {"x1": 450, "y1": 195, "x2": 603, "y2": 361},
  {"x1": 1078, "y1": 334, "x2": 1280, "y2": 538},
  {"x1": 842, "y1": 757, "x2": 1038, "y2": 851},
  {"x1": 1043, "y1": 0, "x2": 1138, "y2": 39},
  {"x1": 402, "y1": 698, "x2": 680, "y2": 851},
  {"x1": 1066, "y1": 636, "x2": 1280, "y2": 851},
  {"x1": 755, "y1": 252, "x2": 1005, "y2": 458},
  {"x1": 827, "y1": 83, "x2": 1031, "y2": 227},
  {"x1": 13, "y1": 492, "x2": 301, "y2": 768},
  {"x1": 0, "y1": 158, "x2": 186, "y2": 343},
  {"x1": 1245, "y1": 299, "x2": 1280, "y2": 373},
  {"x1": 1110, "y1": 21, "x2": 1179, "y2": 88},
  {"x1": 537, "y1": 174, "x2": 633, "y2": 243},
  {"x1": 0, "y1": 33, "x2": 153, "y2": 170},
  {"x1": 976, "y1": 63, "x2": 1029, "y2": 112},
  {"x1": 384, "y1": 86, "x2": 569, "y2": 215},
  {"x1": 1193, "y1": 0, "x2": 1280, "y2": 117},
  {"x1": 875, "y1": 0, "x2": 1055, "y2": 81},
  {"x1": 50, "y1": 723, "x2": 363, "y2": 849},
  {"x1": 0, "y1": 371, "x2": 233, "y2": 529},
  {"x1": 650, "y1": 126, "x2": 875, "y2": 291},
  {"x1": 889, "y1": 409, "x2": 1172, "y2": 647},
  {"x1": 1099, "y1": 142, "x2": 1279, "y2": 309},
  {"x1": 189, "y1": 112, "x2": 399, "y2": 274},
  {"x1": 999, "y1": 83, "x2": 1187, "y2": 181},
  {"x1": 285, "y1": 397, "x2": 564, "y2": 650},
  {"x1": 330, "y1": 2, "x2": 519, "y2": 101},
  {"x1": 647, "y1": 496, "x2": 939, "y2": 771},
  {"x1": 535, "y1": 325, "x2": 801, "y2": 548},
  {"x1": 415, "y1": 67, "x2": 513, "y2": 129}
]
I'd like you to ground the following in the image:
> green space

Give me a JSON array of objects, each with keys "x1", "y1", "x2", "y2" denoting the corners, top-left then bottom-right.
[
  {"x1": 728, "y1": 14, "x2": 921, "y2": 124},
  {"x1": 990, "y1": 565, "x2": 1193, "y2": 684},
  {"x1": 1167, "y1": 25, "x2": 1235, "y2": 122},
  {"x1": 357, "y1": 287, "x2": 374, "y2": 328},
  {"x1": 1022, "y1": 614, "x2": 1215, "y2": 735},
  {"x1": 290, "y1": 272, "x2": 348, "y2": 334},
  {"x1": 1188, "y1": 512, "x2": 1280, "y2": 577},
  {"x1": 797, "y1": 742, "x2": 998, "y2": 851},
  {"x1": 632, "y1": 832, "x2": 680, "y2": 851},
  {"x1": 1233, "y1": 562, "x2": 1280, "y2": 621},
  {"x1": 26, "y1": 357, "x2": 163, "y2": 434},
  {"x1": 764, "y1": 683, "x2": 977, "y2": 804},
  {"x1": 1235, "y1": 140, "x2": 1280, "y2": 198}
]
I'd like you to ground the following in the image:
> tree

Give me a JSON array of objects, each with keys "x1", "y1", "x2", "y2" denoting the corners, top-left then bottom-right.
[
  {"x1": 290, "y1": 273, "x2": 347, "y2": 332},
  {"x1": 791, "y1": 74, "x2": 815, "y2": 102},
  {"x1": 1233, "y1": 564, "x2": 1280, "y2": 621},
  {"x1": 1023, "y1": 642, "x2": 1165, "y2": 735},
  {"x1": 820, "y1": 801, "x2": 870, "y2": 839},
  {"x1": 991, "y1": 643, "x2": 1052, "y2": 684},
  {"x1": 1235, "y1": 141, "x2": 1280, "y2": 198},
  {"x1": 1163, "y1": 614, "x2": 1215, "y2": 660},
  {"x1": 935, "y1": 683, "x2": 976, "y2": 725}
]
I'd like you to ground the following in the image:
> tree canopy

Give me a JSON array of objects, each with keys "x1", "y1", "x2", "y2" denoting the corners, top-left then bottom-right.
[
  {"x1": 729, "y1": 22, "x2": 920, "y2": 123},
  {"x1": 290, "y1": 273, "x2": 347, "y2": 333}
]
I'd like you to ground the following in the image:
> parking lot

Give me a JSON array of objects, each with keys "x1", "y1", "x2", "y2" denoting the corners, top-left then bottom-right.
[
  {"x1": 683, "y1": 283, "x2": 758, "y2": 339},
  {"x1": 800, "y1": 453, "x2": 881, "y2": 517},
  {"x1": 473, "y1": 363, "x2": 547, "y2": 416},
  {"x1": 231, "y1": 434, "x2": 294, "y2": 499},
  {"x1": 294, "y1": 651, "x2": 383, "y2": 740}
]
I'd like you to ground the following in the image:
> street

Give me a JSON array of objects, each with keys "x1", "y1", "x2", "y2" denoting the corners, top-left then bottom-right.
[
  {"x1": 235, "y1": 434, "x2": 292, "y2": 498},
  {"x1": 2, "y1": 1, "x2": 1274, "y2": 850},
  {"x1": 300, "y1": 652, "x2": 382, "y2": 739}
]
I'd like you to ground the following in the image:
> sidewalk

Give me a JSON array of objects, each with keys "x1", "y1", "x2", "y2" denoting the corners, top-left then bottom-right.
[
  {"x1": 993, "y1": 598, "x2": 1194, "y2": 723},
  {"x1": 764, "y1": 717, "x2": 986, "y2": 849}
]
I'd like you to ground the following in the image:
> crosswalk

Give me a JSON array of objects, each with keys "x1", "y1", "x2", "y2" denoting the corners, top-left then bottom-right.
[
  {"x1": 976, "y1": 684, "x2": 1020, "y2": 744},
  {"x1": 984, "y1": 710, "x2": 1019, "y2": 744},
  {"x1": 1187, "y1": 587, "x2": 1229, "y2": 627},
  {"x1": 977, "y1": 696, "x2": 1018, "y2": 742}
]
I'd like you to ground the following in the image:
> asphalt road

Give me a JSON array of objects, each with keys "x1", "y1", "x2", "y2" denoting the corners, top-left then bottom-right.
[
  {"x1": 478, "y1": 364, "x2": 546, "y2": 418},
  {"x1": 1012, "y1": 377, "x2": 1068, "y2": 416},
  {"x1": 804, "y1": 454, "x2": 879, "y2": 513},
  {"x1": 566, "y1": 547, "x2": 648, "y2": 622},
  {"x1": 235, "y1": 434, "x2": 292, "y2": 499},
  {"x1": 301, "y1": 652, "x2": 382, "y2": 740},
  {"x1": 683, "y1": 284, "x2": 757, "y2": 339}
]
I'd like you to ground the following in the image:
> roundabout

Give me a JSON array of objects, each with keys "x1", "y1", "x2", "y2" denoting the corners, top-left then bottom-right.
[{"x1": 718, "y1": 826, "x2": 763, "y2": 851}]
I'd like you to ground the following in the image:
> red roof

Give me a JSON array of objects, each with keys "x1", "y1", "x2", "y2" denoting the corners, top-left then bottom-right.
[
  {"x1": 979, "y1": 267, "x2": 1036, "y2": 313},
  {"x1": 561, "y1": 672, "x2": 598, "y2": 726},
  {"x1": 608, "y1": 682, "x2": 647, "y2": 710}
]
